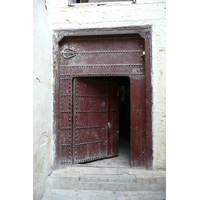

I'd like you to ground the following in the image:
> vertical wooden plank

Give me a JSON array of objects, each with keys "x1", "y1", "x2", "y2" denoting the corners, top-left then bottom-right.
[
  {"x1": 73, "y1": 78, "x2": 108, "y2": 163},
  {"x1": 144, "y1": 30, "x2": 153, "y2": 169},
  {"x1": 130, "y1": 76, "x2": 146, "y2": 167},
  {"x1": 59, "y1": 75, "x2": 73, "y2": 165}
]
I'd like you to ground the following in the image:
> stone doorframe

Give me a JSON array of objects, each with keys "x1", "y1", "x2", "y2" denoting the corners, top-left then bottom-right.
[{"x1": 52, "y1": 26, "x2": 152, "y2": 169}]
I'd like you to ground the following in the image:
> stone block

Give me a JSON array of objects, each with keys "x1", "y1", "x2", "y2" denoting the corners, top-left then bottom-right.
[
  {"x1": 110, "y1": 183, "x2": 119, "y2": 191},
  {"x1": 157, "y1": 178, "x2": 164, "y2": 184},
  {"x1": 99, "y1": 183, "x2": 104, "y2": 190},
  {"x1": 100, "y1": 183, "x2": 111, "y2": 190},
  {"x1": 81, "y1": 174, "x2": 135, "y2": 182},
  {"x1": 118, "y1": 183, "x2": 127, "y2": 191},
  {"x1": 150, "y1": 178, "x2": 157, "y2": 184},
  {"x1": 78, "y1": 182, "x2": 85, "y2": 190},
  {"x1": 136, "y1": 183, "x2": 144, "y2": 191},
  {"x1": 51, "y1": 177, "x2": 78, "y2": 190},
  {"x1": 143, "y1": 178, "x2": 150, "y2": 184},
  {"x1": 136, "y1": 183, "x2": 152, "y2": 191},
  {"x1": 84, "y1": 182, "x2": 99, "y2": 190},
  {"x1": 136, "y1": 178, "x2": 143, "y2": 184},
  {"x1": 150, "y1": 184, "x2": 157, "y2": 191},
  {"x1": 141, "y1": 183, "x2": 151, "y2": 191},
  {"x1": 70, "y1": 182, "x2": 78, "y2": 190},
  {"x1": 127, "y1": 183, "x2": 137, "y2": 191},
  {"x1": 157, "y1": 183, "x2": 165, "y2": 191}
]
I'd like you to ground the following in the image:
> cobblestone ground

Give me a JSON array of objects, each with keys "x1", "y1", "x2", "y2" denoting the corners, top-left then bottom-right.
[{"x1": 43, "y1": 189, "x2": 166, "y2": 200}]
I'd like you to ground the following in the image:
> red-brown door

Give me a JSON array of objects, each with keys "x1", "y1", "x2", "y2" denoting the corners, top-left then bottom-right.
[
  {"x1": 73, "y1": 78, "x2": 119, "y2": 164},
  {"x1": 56, "y1": 31, "x2": 151, "y2": 168}
]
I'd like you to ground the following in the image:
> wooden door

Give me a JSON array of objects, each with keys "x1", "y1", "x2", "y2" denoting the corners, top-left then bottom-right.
[
  {"x1": 55, "y1": 29, "x2": 152, "y2": 168},
  {"x1": 73, "y1": 78, "x2": 119, "y2": 164}
]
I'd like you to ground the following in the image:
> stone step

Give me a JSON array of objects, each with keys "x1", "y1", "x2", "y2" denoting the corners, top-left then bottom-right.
[
  {"x1": 80, "y1": 174, "x2": 136, "y2": 182},
  {"x1": 48, "y1": 167, "x2": 166, "y2": 192},
  {"x1": 50, "y1": 179, "x2": 165, "y2": 191},
  {"x1": 43, "y1": 189, "x2": 166, "y2": 200}
]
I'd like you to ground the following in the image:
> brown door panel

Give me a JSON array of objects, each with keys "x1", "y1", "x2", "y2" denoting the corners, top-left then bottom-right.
[{"x1": 73, "y1": 78, "x2": 119, "y2": 163}]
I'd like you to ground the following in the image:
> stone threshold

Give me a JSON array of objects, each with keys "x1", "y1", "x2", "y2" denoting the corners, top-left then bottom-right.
[{"x1": 43, "y1": 189, "x2": 166, "y2": 200}]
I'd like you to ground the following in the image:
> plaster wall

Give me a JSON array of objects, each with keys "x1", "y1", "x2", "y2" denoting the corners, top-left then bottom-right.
[
  {"x1": 33, "y1": 0, "x2": 53, "y2": 199},
  {"x1": 51, "y1": 0, "x2": 166, "y2": 169}
]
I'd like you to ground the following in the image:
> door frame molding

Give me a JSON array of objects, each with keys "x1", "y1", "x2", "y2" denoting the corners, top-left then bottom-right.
[{"x1": 53, "y1": 26, "x2": 152, "y2": 169}]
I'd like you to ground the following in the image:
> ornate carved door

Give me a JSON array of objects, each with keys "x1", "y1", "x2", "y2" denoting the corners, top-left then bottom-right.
[
  {"x1": 73, "y1": 78, "x2": 119, "y2": 163},
  {"x1": 53, "y1": 26, "x2": 153, "y2": 168}
]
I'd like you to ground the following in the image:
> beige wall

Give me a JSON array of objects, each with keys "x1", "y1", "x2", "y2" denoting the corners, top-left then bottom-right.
[
  {"x1": 51, "y1": 0, "x2": 166, "y2": 170},
  {"x1": 33, "y1": 0, "x2": 53, "y2": 199}
]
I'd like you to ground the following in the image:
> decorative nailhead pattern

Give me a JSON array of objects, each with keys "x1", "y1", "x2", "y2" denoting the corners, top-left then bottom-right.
[
  {"x1": 74, "y1": 79, "x2": 79, "y2": 161},
  {"x1": 76, "y1": 125, "x2": 106, "y2": 130},
  {"x1": 60, "y1": 63, "x2": 143, "y2": 68},
  {"x1": 66, "y1": 36, "x2": 137, "y2": 42},
  {"x1": 74, "y1": 73, "x2": 129, "y2": 76},
  {"x1": 76, "y1": 110, "x2": 107, "y2": 113},
  {"x1": 60, "y1": 47, "x2": 142, "y2": 59},
  {"x1": 77, "y1": 140, "x2": 106, "y2": 146},
  {"x1": 78, "y1": 50, "x2": 142, "y2": 54},
  {"x1": 59, "y1": 74, "x2": 73, "y2": 164},
  {"x1": 61, "y1": 144, "x2": 71, "y2": 147},
  {"x1": 76, "y1": 94, "x2": 106, "y2": 98},
  {"x1": 61, "y1": 110, "x2": 71, "y2": 113},
  {"x1": 61, "y1": 127, "x2": 71, "y2": 130},
  {"x1": 61, "y1": 161, "x2": 72, "y2": 164},
  {"x1": 61, "y1": 94, "x2": 70, "y2": 97},
  {"x1": 75, "y1": 155, "x2": 107, "y2": 163},
  {"x1": 131, "y1": 72, "x2": 144, "y2": 75}
]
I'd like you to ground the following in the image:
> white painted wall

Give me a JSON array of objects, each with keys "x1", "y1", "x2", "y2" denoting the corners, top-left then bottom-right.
[
  {"x1": 51, "y1": 0, "x2": 166, "y2": 169},
  {"x1": 33, "y1": 0, "x2": 53, "y2": 199}
]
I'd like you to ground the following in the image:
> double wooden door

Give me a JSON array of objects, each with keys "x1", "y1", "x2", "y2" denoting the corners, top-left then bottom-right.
[{"x1": 56, "y1": 31, "x2": 151, "y2": 168}]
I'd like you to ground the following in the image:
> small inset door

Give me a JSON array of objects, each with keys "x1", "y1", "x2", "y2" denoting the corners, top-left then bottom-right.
[{"x1": 73, "y1": 78, "x2": 119, "y2": 164}]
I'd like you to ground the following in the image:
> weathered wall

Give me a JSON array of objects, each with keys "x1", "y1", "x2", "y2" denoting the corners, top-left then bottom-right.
[
  {"x1": 51, "y1": 0, "x2": 166, "y2": 169},
  {"x1": 33, "y1": 0, "x2": 53, "y2": 199}
]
